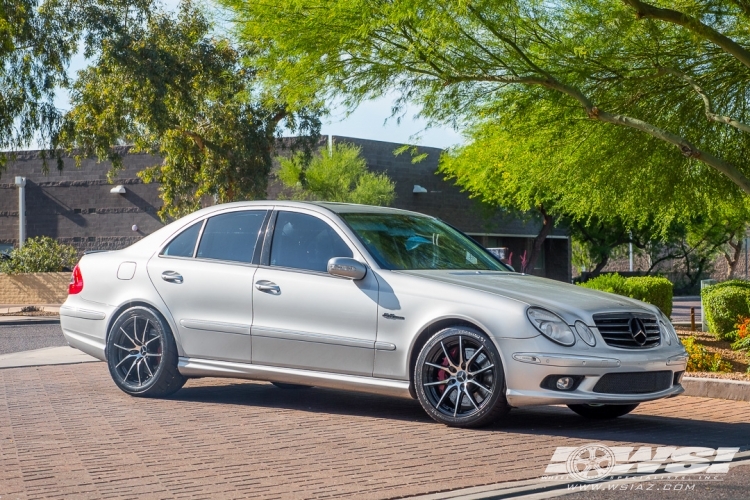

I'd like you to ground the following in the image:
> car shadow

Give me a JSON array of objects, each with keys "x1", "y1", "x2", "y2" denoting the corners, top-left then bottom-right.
[{"x1": 171, "y1": 380, "x2": 750, "y2": 449}]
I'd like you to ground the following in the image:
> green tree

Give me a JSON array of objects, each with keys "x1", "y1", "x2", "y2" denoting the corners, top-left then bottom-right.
[
  {"x1": 0, "y1": 0, "x2": 158, "y2": 170},
  {"x1": 222, "y1": 0, "x2": 750, "y2": 203},
  {"x1": 59, "y1": 1, "x2": 321, "y2": 219},
  {"x1": 278, "y1": 143, "x2": 395, "y2": 206}
]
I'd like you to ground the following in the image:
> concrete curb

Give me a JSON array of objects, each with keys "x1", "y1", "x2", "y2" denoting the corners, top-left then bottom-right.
[
  {"x1": 0, "y1": 346, "x2": 100, "y2": 369},
  {"x1": 682, "y1": 376, "x2": 750, "y2": 403}
]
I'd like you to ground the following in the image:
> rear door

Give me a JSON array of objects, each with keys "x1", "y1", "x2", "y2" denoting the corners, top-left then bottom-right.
[{"x1": 147, "y1": 209, "x2": 269, "y2": 362}]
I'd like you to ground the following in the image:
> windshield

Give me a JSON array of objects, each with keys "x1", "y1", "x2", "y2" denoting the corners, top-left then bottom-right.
[{"x1": 339, "y1": 212, "x2": 511, "y2": 271}]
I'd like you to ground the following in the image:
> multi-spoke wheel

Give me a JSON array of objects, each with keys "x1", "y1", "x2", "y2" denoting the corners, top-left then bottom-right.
[
  {"x1": 106, "y1": 306, "x2": 185, "y2": 397},
  {"x1": 567, "y1": 403, "x2": 639, "y2": 419},
  {"x1": 415, "y1": 327, "x2": 509, "y2": 427}
]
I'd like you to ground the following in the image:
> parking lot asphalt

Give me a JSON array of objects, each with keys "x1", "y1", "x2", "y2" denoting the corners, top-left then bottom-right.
[
  {"x1": 0, "y1": 323, "x2": 66, "y2": 355},
  {"x1": 1, "y1": 362, "x2": 749, "y2": 499}
]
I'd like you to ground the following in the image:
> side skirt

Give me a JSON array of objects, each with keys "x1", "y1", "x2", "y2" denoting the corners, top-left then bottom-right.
[{"x1": 178, "y1": 357, "x2": 413, "y2": 399}]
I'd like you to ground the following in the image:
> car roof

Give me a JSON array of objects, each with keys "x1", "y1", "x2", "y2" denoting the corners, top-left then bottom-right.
[
  {"x1": 195, "y1": 200, "x2": 430, "y2": 218},
  {"x1": 305, "y1": 201, "x2": 424, "y2": 216}
]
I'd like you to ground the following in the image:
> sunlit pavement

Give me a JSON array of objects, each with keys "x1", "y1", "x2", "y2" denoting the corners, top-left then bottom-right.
[{"x1": 1, "y1": 363, "x2": 749, "y2": 499}]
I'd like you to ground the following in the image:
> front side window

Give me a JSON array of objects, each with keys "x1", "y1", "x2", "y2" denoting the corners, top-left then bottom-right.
[
  {"x1": 196, "y1": 210, "x2": 267, "y2": 263},
  {"x1": 339, "y1": 213, "x2": 510, "y2": 271},
  {"x1": 162, "y1": 221, "x2": 202, "y2": 258},
  {"x1": 270, "y1": 212, "x2": 353, "y2": 272}
]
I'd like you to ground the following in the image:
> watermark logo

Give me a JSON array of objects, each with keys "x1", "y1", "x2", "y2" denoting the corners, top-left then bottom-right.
[
  {"x1": 544, "y1": 444, "x2": 739, "y2": 483},
  {"x1": 566, "y1": 444, "x2": 617, "y2": 482}
]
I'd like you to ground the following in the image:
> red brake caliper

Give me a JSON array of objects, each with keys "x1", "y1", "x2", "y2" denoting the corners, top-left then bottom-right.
[{"x1": 436, "y1": 347, "x2": 459, "y2": 394}]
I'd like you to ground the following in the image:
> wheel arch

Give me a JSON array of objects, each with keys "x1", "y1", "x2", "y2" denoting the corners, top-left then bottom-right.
[
  {"x1": 106, "y1": 299, "x2": 177, "y2": 346},
  {"x1": 406, "y1": 317, "x2": 499, "y2": 399}
]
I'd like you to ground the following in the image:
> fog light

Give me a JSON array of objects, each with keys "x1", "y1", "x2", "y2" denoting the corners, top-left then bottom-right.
[{"x1": 556, "y1": 376, "x2": 575, "y2": 390}]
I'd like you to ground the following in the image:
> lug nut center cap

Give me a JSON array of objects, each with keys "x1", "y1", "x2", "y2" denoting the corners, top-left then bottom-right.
[{"x1": 457, "y1": 371, "x2": 467, "y2": 382}]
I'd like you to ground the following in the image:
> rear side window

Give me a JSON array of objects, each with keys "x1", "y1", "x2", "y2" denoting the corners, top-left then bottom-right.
[
  {"x1": 196, "y1": 210, "x2": 267, "y2": 263},
  {"x1": 270, "y1": 211, "x2": 353, "y2": 272},
  {"x1": 162, "y1": 222, "x2": 202, "y2": 257}
]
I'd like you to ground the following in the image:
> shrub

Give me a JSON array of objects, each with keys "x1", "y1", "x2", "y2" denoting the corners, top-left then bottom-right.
[
  {"x1": 0, "y1": 237, "x2": 78, "y2": 274},
  {"x1": 579, "y1": 273, "x2": 673, "y2": 317},
  {"x1": 682, "y1": 337, "x2": 733, "y2": 373},
  {"x1": 702, "y1": 281, "x2": 750, "y2": 340}
]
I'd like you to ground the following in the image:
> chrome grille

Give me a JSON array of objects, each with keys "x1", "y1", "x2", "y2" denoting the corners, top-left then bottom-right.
[{"x1": 592, "y1": 312, "x2": 661, "y2": 349}]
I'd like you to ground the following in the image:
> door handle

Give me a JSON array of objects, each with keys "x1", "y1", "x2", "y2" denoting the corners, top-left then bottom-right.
[
  {"x1": 161, "y1": 271, "x2": 184, "y2": 284},
  {"x1": 255, "y1": 280, "x2": 280, "y2": 294}
]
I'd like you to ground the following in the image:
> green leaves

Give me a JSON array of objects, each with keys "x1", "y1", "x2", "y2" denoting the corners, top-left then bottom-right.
[
  {"x1": 59, "y1": 0, "x2": 321, "y2": 219},
  {"x1": 222, "y1": 0, "x2": 750, "y2": 197},
  {"x1": 278, "y1": 143, "x2": 395, "y2": 206},
  {"x1": 0, "y1": 236, "x2": 78, "y2": 274}
]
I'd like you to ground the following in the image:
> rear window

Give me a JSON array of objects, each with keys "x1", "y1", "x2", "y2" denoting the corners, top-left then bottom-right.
[{"x1": 161, "y1": 222, "x2": 202, "y2": 258}]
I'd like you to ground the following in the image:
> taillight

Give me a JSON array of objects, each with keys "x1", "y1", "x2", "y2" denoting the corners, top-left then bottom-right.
[{"x1": 69, "y1": 264, "x2": 84, "y2": 294}]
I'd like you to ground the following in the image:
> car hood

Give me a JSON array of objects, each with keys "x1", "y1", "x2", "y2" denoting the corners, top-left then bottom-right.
[{"x1": 397, "y1": 270, "x2": 656, "y2": 321}]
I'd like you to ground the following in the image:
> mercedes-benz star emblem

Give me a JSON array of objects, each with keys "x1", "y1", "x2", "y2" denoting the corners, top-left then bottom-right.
[{"x1": 628, "y1": 317, "x2": 648, "y2": 346}]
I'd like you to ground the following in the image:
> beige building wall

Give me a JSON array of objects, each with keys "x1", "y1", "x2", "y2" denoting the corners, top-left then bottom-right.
[{"x1": 0, "y1": 273, "x2": 70, "y2": 305}]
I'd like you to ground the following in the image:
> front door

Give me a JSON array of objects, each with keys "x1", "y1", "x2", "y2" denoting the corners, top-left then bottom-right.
[
  {"x1": 147, "y1": 209, "x2": 268, "y2": 363},
  {"x1": 251, "y1": 210, "x2": 378, "y2": 376}
]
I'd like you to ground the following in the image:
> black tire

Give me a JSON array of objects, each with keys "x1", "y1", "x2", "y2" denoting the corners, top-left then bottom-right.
[
  {"x1": 567, "y1": 403, "x2": 639, "y2": 419},
  {"x1": 271, "y1": 382, "x2": 312, "y2": 390},
  {"x1": 414, "y1": 327, "x2": 509, "y2": 428},
  {"x1": 106, "y1": 306, "x2": 186, "y2": 397}
]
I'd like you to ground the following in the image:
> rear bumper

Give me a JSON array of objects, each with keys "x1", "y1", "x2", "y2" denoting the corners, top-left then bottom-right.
[{"x1": 59, "y1": 299, "x2": 113, "y2": 361}]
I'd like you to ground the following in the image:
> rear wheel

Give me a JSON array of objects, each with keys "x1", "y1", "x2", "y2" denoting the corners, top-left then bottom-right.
[
  {"x1": 567, "y1": 403, "x2": 639, "y2": 419},
  {"x1": 106, "y1": 306, "x2": 185, "y2": 397},
  {"x1": 415, "y1": 327, "x2": 509, "y2": 428}
]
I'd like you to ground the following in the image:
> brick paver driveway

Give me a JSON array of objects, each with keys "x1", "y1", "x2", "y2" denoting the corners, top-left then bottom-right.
[{"x1": 1, "y1": 363, "x2": 749, "y2": 499}]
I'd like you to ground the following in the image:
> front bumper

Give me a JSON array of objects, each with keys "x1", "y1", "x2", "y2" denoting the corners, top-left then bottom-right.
[{"x1": 501, "y1": 339, "x2": 688, "y2": 407}]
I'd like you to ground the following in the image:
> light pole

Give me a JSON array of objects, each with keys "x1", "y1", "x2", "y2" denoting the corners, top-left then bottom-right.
[
  {"x1": 14, "y1": 176, "x2": 26, "y2": 248},
  {"x1": 628, "y1": 231, "x2": 633, "y2": 272}
]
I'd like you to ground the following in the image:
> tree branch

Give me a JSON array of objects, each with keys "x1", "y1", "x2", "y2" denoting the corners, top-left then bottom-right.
[
  {"x1": 661, "y1": 67, "x2": 750, "y2": 134},
  {"x1": 449, "y1": 66, "x2": 750, "y2": 193},
  {"x1": 622, "y1": 0, "x2": 750, "y2": 70}
]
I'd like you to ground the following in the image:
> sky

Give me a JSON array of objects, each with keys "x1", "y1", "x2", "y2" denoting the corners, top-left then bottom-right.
[{"x1": 319, "y1": 98, "x2": 464, "y2": 149}]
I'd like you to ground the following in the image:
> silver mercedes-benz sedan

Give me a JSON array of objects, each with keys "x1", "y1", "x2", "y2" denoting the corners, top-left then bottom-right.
[{"x1": 60, "y1": 201, "x2": 687, "y2": 427}]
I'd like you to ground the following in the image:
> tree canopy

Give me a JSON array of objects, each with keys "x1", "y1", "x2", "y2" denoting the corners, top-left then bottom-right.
[
  {"x1": 58, "y1": 1, "x2": 321, "y2": 219},
  {"x1": 278, "y1": 142, "x2": 395, "y2": 206},
  {"x1": 0, "y1": 0, "x2": 161, "y2": 169},
  {"x1": 221, "y1": 0, "x2": 750, "y2": 219}
]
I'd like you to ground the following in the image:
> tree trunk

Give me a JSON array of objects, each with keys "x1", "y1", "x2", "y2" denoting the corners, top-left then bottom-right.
[
  {"x1": 591, "y1": 254, "x2": 610, "y2": 276},
  {"x1": 524, "y1": 206, "x2": 554, "y2": 274},
  {"x1": 724, "y1": 238, "x2": 743, "y2": 279}
]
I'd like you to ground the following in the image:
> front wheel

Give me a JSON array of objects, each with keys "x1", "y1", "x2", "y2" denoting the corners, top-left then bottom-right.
[
  {"x1": 415, "y1": 327, "x2": 509, "y2": 428},
  {"x1": 106, "y1": 306, "x2": 185, "y2": 397},
  {"x1": 567, "y1": 403, "x2": 639, "y2": 419}
]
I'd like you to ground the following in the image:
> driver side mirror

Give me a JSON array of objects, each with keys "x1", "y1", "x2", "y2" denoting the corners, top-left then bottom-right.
[{"x1": 327, "y1": 257, "x2": 367, "y2": 280}]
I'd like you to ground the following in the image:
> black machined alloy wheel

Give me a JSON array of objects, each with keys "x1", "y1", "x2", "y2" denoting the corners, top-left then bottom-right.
[
  {"x1": 415, "y1": 327, "x2": 509, "y2": 427},
  {"x1": 106, "y1": 306, "x2": 185, "y2": 397},
  {"x1": 567, "y1": 403, "x2": 639, "y2": 420}
]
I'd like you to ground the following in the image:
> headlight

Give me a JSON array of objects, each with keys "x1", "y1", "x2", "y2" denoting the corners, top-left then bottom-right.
[
  {"x1": 659, "y1": 317, "x2": 681, "y2": 346},
  {"x1": 659, "y1": 321, "x2": 672, "y2": 345},
  {"x1": 574, "y1": 321, "x2": 596, "y2": 347},
  {"x1": 527, "y1": 307, "x2": 576, "y2": 346}
]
